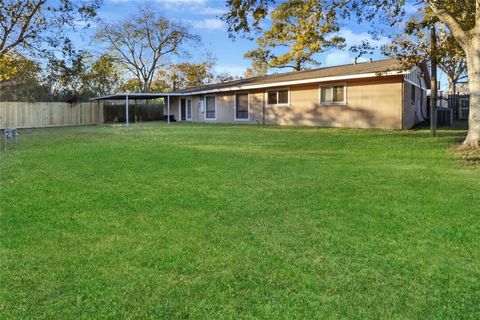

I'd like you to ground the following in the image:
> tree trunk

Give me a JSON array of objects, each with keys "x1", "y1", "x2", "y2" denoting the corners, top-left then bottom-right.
[
  {"x1": 463, "y1": 37, "x2": 480, "y2": 148},
  {"x1": 448, "y1": 76, "x2": 456, "y2": 94},
  {"x1": 143, "y1": 81, "x2": 150, "y2": 93}
]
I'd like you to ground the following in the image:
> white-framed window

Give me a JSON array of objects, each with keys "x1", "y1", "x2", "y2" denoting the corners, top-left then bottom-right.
[
  {"x1": 205, "y1": 95, "x2": 216, "y2": 120},
  {"x1": 234, "y1": 92, "x2": 250, "y2": 121},
  {"x1": 179, "y1": 98, "x2": 187, "y2": 121},
  {"x1": 267, "y1": 88, "x2": 290, "y2": 107},
  {"x1": 320, "y1": 84, "x2": 347, "y2": 105}
]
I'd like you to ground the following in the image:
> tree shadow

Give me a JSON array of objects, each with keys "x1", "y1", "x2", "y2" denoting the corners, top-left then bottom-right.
[
  {"x1": 263, "y1": 103, "x2": 393, "y2": 129},
  {"x1": 455, "y1": 147, "x2": 480, "y2": 168}
]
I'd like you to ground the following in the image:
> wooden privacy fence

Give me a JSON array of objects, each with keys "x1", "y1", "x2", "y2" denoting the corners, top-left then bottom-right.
[
  {"x1": 0, "y1": 102, "x2": 103, "y2": 129},
  {"x1": 103, "y1": 102, "x2": 164, "y2": 123}
]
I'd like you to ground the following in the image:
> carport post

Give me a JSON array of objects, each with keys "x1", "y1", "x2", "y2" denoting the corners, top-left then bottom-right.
[
  {"x1": 167, "y1": 95, "x2": 170, "y2": 124},
  {"x1": 125, "y1": 94, "x2": 129, "y2": 127}
]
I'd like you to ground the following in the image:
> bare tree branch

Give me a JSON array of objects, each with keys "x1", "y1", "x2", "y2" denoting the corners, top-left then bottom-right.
[
  {"x1": 0, "y1": 0, "x2": 100, "y2": 57},
  {"x1": 96, "y1": 9, "x2": 198, "y2": 92}
]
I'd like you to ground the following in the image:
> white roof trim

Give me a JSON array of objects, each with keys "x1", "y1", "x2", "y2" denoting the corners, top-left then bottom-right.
[
  {"x1": 90, "y1": 92, "x2": 184, "y2": 101},
  {"x1": 181, "y1": 71, "x2": 409, "y2": 95},
  {"x1": 404, "y1": 78, "x2": 427, "y2": 90},
  {"x1": 91, "y1": 70, "x2": 411, "y2": 100}
]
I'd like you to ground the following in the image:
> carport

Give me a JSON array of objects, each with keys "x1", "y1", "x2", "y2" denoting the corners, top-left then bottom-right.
[{"x1": 90, "y1": 93, "x2": 184, "y2": 126}]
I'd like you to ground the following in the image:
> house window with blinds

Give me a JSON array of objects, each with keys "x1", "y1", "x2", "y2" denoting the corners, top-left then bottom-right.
[
  {"x1": 320, "y1": 84, "x2": 347, "y2": 105},
  {"x1": 235, "y1": 93, "x2": 249, "y2": 120},
  {"x1": 205, "y1": 96, "x2": 216, "y2": 120},
  {"x1": 267, "y1": 89, "x2": 289, "y2": 107}
]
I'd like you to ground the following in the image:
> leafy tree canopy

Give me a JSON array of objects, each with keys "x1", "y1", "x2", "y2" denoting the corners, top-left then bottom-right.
[
  {"x1": 244, "y1": 0, "x2": 345, "y2": 71},
  {"x1": 0, "y1": 52, "x2": 46, "y2": 101}
]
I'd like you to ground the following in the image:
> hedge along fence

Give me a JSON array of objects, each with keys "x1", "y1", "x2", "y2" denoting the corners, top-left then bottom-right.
[{"x1": 0, "y1": 102, "x2": 104, "y2": 129}]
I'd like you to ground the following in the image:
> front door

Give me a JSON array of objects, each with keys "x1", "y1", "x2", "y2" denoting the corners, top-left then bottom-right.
[
  {"x1": 180, "y1": 98, "x2": 186, "y2": 121},
  {"x1": 186, "y1": 99, "x2": 192, "y2": 121}
]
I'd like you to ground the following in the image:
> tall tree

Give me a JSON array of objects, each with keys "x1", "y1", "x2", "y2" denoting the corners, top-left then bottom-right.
[
  {"x1": 244, "y1": 0, "x2": 344, "y2": 71},
  {"x1": 244, "y1": 58, "x2": 268, "y2": 78},
  {"x1": 214, "y1": 72, "x2": 239, "y2": 83},
  {"x1": 0, "y1": 52, "x2": 31, "y2": 89},
  {"x1": 384, "y1": 14, "x2": 467, "y2": 94},
  {"x1": 44, "y1": 48, "x2": 91, "y2": 102},
  {"x1": 223, "y1": 0, "x2": 480, "y2": 148},
  {"x1": 85, "y1": 54, "x2": 121, "y2": 96},
  {"x1": 118, "y1": 79, "x2": 142, "y2": 93},
  {"x1": 159, "y1": 61, "x2": 215, "y2": 91},
  {"x1": 0, "y1": 52, "x2": 45, "y2": 101},
  {"x1": 95, "y1": 8, "x2": 199, "y2": 93},
  {"x1": 0, "y1": 0, "x2": 101, "y2": 58}
]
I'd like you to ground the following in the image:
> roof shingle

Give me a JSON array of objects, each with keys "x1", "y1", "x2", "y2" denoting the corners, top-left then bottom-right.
[{"x1": 175, "y1": 58, "x2": 409, "y2": 94}]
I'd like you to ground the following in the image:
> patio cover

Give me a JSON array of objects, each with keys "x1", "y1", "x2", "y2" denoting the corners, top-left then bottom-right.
[{"x1": 90, "y1": 93, "x2": 184, "y2": 126}]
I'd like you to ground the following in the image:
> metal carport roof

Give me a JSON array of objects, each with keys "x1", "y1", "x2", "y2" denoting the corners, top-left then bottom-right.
[{"x1": 90, "y1": 92, "x2": 183, "y2": 126}]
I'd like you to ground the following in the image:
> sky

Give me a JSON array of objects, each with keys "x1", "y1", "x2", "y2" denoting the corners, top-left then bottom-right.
[{"x1": 73, "y1": 0, "x2": 450, "y2": 87}]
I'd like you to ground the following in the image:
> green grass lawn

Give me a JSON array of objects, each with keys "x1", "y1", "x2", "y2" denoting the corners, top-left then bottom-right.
[{"x1": 1, "y1": 122, "x2": 479, "y2": 319}]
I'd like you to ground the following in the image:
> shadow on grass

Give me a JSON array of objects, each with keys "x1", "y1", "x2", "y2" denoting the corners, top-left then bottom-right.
[
  {"x1": 402, "y1": 120, "x2": 468, "y2": 143},
  {"x1": 455, "y1": 146, "x2": 480, "y2": 168}
]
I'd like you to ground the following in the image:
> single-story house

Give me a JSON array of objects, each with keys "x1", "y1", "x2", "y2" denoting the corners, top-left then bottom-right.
[{"x1": 167, "y1": 59, "x2": 430, "y2": 129}]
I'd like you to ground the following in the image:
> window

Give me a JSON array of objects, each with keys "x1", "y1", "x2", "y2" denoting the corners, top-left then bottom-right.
[
  {"x1": 205, "y1": 95, "x2": 216, "y2": 120},
  {"x1": 460, "y1": 99, "x2": 469, "y2": 109},
  {"x1": 320, "y1": 84, "x2": 346, "y2": 104},
  {"x1": 267, "y1": 91, "x2": 277, "y2": 105},
  {"x1": 278, "y1": 90, "x2": 288, "y2": 104},
  {"x1": 267, "y1": 89, "x2": 289, "y2": 106},
  {"x1": 186, "y1": 99, "x2": 192, "y2": 120},
  {"x1": 180, "y1": 98, "x2": 186, "y2": 121},
  {"x1": 410, "y1": 84, "x2": 416, "y2": 104},
  {"x1": 235, "y1": 93, "x2": 249, "y2": 120}
]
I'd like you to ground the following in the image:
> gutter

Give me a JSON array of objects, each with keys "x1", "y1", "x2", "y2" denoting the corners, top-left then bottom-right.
[{"x1": 90, "y1": 92, "x2": 185, "y2": 101}]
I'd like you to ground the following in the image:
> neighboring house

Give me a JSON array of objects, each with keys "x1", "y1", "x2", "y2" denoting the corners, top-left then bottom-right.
[
  {"x1": 455, "y1": 94, "x2": 470, "y2": 120},
  {"x1": 167, "y1": 59, "x2": 430, "y2": 129},
  {"x1": 449, "y1": 94, "x2": 470, "y2": 120}
]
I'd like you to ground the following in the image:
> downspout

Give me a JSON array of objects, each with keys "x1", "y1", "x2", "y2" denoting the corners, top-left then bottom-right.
[{"x1": 417, "y1": 72, "x2": 427, "y2": 121}]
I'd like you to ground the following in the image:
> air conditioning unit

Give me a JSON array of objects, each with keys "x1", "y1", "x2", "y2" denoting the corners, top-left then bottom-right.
[{"x1": 437, "y1": 108, "x2": 453, "y2": 126}]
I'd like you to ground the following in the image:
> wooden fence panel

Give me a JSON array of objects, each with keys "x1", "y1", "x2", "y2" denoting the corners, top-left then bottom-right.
[
  {"x1": 103, "y1": 102, "x2": 164, "y2": 123},
  {"x1": 0, "y1": 102, "x2": 103, "y2": 129}
]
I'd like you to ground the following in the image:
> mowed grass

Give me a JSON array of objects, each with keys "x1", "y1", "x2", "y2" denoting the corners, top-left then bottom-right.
[{"x1": 1, "y1": 122, "x2": 479, "y2": 319}]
